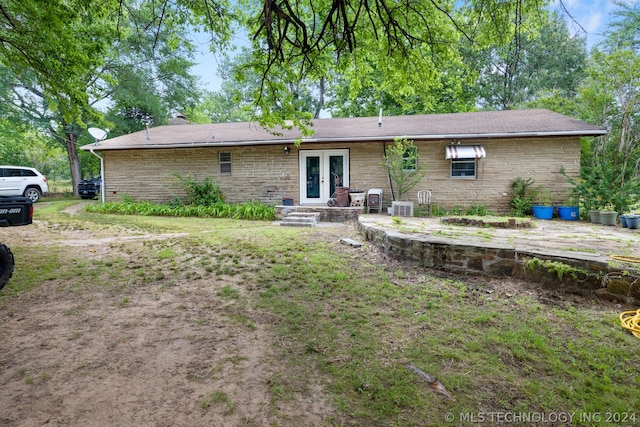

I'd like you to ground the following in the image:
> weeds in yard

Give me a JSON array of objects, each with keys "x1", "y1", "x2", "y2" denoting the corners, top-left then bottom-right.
[
  {"x1": 201, "y1": 390, "x2": 236, "y2": 413},
  {"x1": 3, "y1": 201, "x2": 639, "y2": 425}
]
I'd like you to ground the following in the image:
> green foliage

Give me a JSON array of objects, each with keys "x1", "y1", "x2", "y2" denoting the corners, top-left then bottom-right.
[
  {"x1": 510, "y1": 177, "x2": 536, "y2": 216},
  {"x1": 175, "y1": 175, "x2": 225, "y2": 206},
  {"x1": 85, "y1": 199, "x2": 276, "y2": 221},
  {"x1": 524, "y1": 258, "x2": 588, "y2": 280},
  {"x1": 568, "y1": 10, "x2": 640, "y2": 213},
  {"x1": 534, "y1": 188, "x2": 553, "y2": 206},
  {"x1": 469, "y1": 11, "x2": 587, "y2": 110},
  {"x1": 464, "y1": 203, "x2": 491, "y2": 216},
  {"x1": 383, "y1": 137, "x2": 425, "y2": 201}
]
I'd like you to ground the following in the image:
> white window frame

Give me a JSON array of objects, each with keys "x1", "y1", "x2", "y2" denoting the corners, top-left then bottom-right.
[
  {"x1": 450, "y1": 158, "x2": 477, "y2": 179},
  {"x1": 219, "y1": 152, "x2": 232, "y2": 175}
]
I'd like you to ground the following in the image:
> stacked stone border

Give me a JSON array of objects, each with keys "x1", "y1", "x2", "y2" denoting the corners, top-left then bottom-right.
[{"x1": 356, "y1": 219, "x2": 640, "y2": 305}]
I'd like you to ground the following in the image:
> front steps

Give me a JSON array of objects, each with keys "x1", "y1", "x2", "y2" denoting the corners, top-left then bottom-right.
[{"x1": 280, "y1": 212, "x2": 320, "y2": 227}]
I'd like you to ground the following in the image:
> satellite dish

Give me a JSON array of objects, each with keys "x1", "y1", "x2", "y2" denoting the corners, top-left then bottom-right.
[{"x1": 88, "y1": 127, "x2": 108, "y2": 141}]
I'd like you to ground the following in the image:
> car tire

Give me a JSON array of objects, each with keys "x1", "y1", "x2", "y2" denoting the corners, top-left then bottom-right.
[
  {"x1": 0, "y1": 243, "x2": 14, "y2": 290},
  {"x1": 23, "y1": 187, "x2": 41, "y2": 203}
]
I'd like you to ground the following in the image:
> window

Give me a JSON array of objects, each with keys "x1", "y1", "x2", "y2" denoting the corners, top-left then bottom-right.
[
  {"x1": 445, "y1": 145, "x2": 485, "y2": 179},
  {"x1": 451, "y1": 159, "x2": 477, "y2": 178},
  {"x1": 402, "y1": 146, "x2": 418, "y2": 171},
  {"x1": 219, "y1": 152, "x2": 232, "y2": 174}
]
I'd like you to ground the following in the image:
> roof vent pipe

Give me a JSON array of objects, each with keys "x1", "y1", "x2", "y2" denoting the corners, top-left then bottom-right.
[
  {"x1": 378, "y1": 108, "x2": 382, "y2": 128},
  {"x1": 145, "y1": 123, "x2": 150, "y2": 140}
]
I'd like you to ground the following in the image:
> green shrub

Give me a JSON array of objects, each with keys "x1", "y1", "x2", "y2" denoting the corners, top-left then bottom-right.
[
  {"x1": 465, "y1": 203, "x2": 491, "y2": 216},
  {"x1": 175, "y1": 175, "x2": 225, "y2": 206},
  {"x1": 510, "y1": 177, "x2": 535, "y2": 216}
]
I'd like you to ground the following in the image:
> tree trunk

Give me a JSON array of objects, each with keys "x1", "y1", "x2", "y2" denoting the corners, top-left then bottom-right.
[
  {"x1": 65, "y1": 131, "x2": 81, "y2": 197},
  {"x1": 314, "y1": 77, "x2": 325, "y2": 119}
]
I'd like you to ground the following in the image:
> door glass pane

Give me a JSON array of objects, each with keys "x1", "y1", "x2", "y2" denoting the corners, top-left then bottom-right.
[
  {"x1": 306, "y1": 157, "x2": 320, "y2": 198},
  {"x1": 329, "y1": 155, "x2": 344, "y2": 196}
]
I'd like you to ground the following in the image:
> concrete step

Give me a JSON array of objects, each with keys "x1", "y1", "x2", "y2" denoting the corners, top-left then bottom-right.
[{"x1": 280, "y1": 212, "x2": 319, "y2": 227}]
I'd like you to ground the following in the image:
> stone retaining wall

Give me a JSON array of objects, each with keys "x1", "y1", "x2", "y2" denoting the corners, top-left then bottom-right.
[{"x1": 357, "y1": 221, "x2": 640, "y2": 305}]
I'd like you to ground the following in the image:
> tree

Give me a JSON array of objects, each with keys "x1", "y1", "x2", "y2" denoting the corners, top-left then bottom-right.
[
  {"x1": 226, "y1": 0, "x2": 549, "y2": 127},
  {"x1": 383, "y1": 138, "x2": 425, "y2": 201},
  {"x1": 326, "y1": 58, "x2": 477, "y2": 118},
  {"x1": 468, "y1": 11, "x2": 587, "y2": 110},
  {"x1": 104, "y1": 4, "x2": 203, "y2": 134},
  {"x1": 185, "y1": 47, "x2": 324, "y2": 124},
  {"x1": 602, "y1": 0, "x2": 640, "y2": 52},
  {"x1": 567, "y1": 3, "x2": 640, "y2": 213},
  {"x1": 0, "y1": 0, "x2": 210, "y2": 193}
]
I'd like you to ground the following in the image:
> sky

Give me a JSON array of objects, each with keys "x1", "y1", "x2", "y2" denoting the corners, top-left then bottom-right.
[
  {"x1": 552, "y1": 0, "x2": 625, "y2": 46},
  {"x1": 191, "y1": 0, "x2": 636, "y2": 93}
]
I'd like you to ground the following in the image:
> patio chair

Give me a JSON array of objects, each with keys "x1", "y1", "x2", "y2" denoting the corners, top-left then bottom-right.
[
  {"x1": 367, "y1": 188, "x2": 383, "y2": 213},
  {"x1": 417, "y1": 190, "x2": 432, "y2": 217}
]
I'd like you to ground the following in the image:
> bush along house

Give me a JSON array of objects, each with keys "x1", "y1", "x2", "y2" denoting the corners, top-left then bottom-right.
[{"x1": 80, "y1": 109, "x2": 606, "y2": 216}]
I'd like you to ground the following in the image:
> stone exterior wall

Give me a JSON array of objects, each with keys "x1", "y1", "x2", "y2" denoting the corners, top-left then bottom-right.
[{"x1": 102, "y1": 136, "x2": 580, "y2": 213}]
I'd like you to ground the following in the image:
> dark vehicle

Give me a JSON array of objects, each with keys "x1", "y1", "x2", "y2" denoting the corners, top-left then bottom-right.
[
  {"x1": 0, "y1": 196, "x2": 33, "y2": 289},
  {"x1": 78, "y1": 177, "x2": 101, "y2": 199}
]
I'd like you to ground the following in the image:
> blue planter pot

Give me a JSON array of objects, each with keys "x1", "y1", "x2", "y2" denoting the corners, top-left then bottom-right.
[
  {"x1": 627, "y1": 215, "x2": 639, "y2": 229},
  {"x1": 558, "y1": 206, "x2": 579, "y2": 221},
  {"x1": 532, "y1": 205, "x2": 553, "y2": 220},
  {"x1": 620, "y1": 214, "x2": 629, "y2": 228}
]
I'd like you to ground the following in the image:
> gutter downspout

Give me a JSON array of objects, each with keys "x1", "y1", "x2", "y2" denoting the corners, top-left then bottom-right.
[{"x1": 88, "y1": 147, "x2": 105, "y2": 204}]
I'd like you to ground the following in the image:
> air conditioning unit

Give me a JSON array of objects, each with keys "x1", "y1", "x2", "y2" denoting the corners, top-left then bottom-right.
[{"x1": 391, "y1": 201, "x2": 414, "y2": 217}]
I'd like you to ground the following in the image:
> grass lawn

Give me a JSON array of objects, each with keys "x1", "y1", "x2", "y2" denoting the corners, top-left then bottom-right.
[{"x1": 2, "y1": 200, "x2": 639, "y2": 425}]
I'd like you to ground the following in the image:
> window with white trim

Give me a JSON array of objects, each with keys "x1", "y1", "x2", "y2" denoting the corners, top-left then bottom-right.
[
  {"x1": 219, "y1": 152, "x2": 232, "y2": 174},
  {"x1": 451, "y1": 158, "x2": 477, "y2": 178}
]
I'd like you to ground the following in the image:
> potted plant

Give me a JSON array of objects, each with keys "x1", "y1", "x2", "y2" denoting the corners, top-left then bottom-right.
[
  {"x1": 531, "y1": 188, "x2": 553, "y2": 220},
  {"x1": 557, "y1": 196, "x2": 579, "y2": 221},
  {"x1": 599, "y1": 203, "x2": 618, "y2": 226}
]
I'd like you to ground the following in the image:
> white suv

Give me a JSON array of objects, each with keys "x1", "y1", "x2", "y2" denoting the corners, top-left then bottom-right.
[{"x1": 0, "y1": 166, "x2": 49, "y2": 202}]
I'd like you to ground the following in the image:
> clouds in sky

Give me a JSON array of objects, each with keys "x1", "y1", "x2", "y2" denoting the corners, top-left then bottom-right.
[{"x1": 552, "y1": 0, "x2": 638, "y2": 46}]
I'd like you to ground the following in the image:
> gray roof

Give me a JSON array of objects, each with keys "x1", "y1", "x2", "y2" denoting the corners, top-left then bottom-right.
[{"x1": 81, "y1": 109, "x2": 607, "y2": 151}]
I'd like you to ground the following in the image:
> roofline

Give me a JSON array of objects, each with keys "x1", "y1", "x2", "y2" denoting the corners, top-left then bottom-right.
[{"x1": 81, "y1": 129, "x2": 607, "y2": 151}]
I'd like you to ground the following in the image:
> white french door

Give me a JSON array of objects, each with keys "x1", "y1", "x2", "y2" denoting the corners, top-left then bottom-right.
[{"x1": 299, "y1": 149, "x2": 349, "y2": 205}]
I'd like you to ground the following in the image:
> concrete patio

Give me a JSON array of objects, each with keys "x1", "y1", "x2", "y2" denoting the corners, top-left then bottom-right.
[{"x1": 356, "y1": 215, "x2": 640, "y2": 305}]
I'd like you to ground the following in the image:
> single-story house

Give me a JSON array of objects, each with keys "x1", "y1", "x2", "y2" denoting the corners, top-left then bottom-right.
[{"x1": 81, "y1": 109, "x2": 606, "y2": 214}]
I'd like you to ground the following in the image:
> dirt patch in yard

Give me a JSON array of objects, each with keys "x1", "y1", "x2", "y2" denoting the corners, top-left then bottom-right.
[
  {"x1": 0, "y1": 206, "x2": 628, "y2": 426},
  {"x1": 0, "y1": 217, "x2": 335, "y2": 427}
]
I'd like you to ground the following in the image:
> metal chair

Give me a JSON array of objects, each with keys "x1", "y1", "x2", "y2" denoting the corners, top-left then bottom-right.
[{"x1": 417, "y1": 190, "x2": 432, "y2": 217}]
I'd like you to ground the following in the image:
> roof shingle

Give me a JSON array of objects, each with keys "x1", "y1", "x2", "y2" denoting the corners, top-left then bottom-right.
[{"x1": 82, "y1": 109, "x2": 607, "y2": 151}]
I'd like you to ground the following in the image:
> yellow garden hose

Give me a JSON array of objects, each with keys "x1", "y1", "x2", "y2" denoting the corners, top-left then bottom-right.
[
  {"x1": 619, "y1": 309, "x2": 640, "y2": 338},
  {"x1": 608, "y1": 256, "x2": 640, "y2": 338},
  {"x1": 609, "y1": 254, "x2": 640, "y2": 263}
]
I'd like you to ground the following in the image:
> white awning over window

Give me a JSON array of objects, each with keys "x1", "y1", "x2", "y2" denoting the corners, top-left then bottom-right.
[{"x1": 445, "y1": 145, "x2": 486, "y2": 159}]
